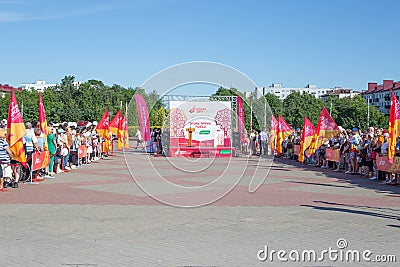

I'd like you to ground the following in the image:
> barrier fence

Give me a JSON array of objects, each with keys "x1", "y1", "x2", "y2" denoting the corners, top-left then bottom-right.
[
  {"x1": 376, "y1": 155, "x2": 400, "y2": 173},
  {"x1": 31, "y1": 151, "x2": 50, "y2": 171},
  {"x1": 325, "y1": 148, "x2": 340, "y2": 162},
  {"x1": 293, "y1": 144, "x2": 400, "y2": 174}
]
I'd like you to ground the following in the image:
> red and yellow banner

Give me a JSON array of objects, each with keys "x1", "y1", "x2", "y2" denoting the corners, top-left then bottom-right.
[
  {"x1": 298, "y1": 116, "x2": 315, "y2": 163},
  {"x1": 307, "y1": 107, "x2": 340, "y2": 156},
  {"x1": 118, "y1": 114, "x2": 129, "y2": 150},
  {"x1": 325, "y1": 148, "x2": 341, "y2": 162},
  {"x1": 31, "y1": 151, "x2": 50, "y2": 171},
  {"x1": 109, "y1": 110, "x2": 122, "y2": 136},
  {"x1": 388, "y1": 91, "x2": 400, "y2": 163},
  {"x1": 6, "y1": 90, "x2": 27, "y2": 167},
  {"x1": 276, "y1": 115, "x2": 293, "y2": 154},
  {"x1": 96, "y1": 109, "x2": 111, "y2": 153},
  {"x1": 38, "y1": 92, "x2": 48, "y2": 150},
  {"x1": 269, "y1": 115, "x2": 278, "y2": 152},
  {"x1": 376, "y1": 155, "x2": 400, "y2": 173}
]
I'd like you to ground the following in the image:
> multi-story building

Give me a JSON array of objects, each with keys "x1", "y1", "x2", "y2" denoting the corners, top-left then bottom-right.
[
  {"x1": 360, "y1": 80, "x2": 400, "y2": 114},
  {"x1": 320, "y1": 87, "x2": 359, "y2": 101},
  {"x1": 20, "y1": 80, "x2": 57, "y2": 91},
  {"x1": 20, "y1": 80, "x2": 82, "y2": 92},
  {"x1": 252, "y1": 83, "x2": 335, "y2": 100}
]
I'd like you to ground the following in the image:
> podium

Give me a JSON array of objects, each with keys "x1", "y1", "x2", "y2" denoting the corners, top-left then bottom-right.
[{"x1": 185, "y1": 127, "x2": 195, "y2": 147}]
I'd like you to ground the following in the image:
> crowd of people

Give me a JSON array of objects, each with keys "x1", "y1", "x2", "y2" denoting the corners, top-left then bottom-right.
[
  {"x1": 245, "y1": 126, "x2": 399, "y2": 186},
  {"x1": 3, "y1": 116, "x2": 398, "y2": 192},
  {"x1": 0, "y1": 120, "x2": 111, "y2": 192}
]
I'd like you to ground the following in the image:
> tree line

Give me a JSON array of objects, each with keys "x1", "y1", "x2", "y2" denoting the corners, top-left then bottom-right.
[
  {"x1": 212, "y1": 87, "x2": 387, "y2": 130},
  {"x1": 0, "y1": 76, "x2": 164, "y2": 128}
]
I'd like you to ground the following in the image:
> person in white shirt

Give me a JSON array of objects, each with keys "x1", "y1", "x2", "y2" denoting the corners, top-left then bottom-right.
[
  {"x1": 259, "y1": 128, "x2": 268, "y2": 155},
  {"x1": 135, "y1": 129, "x2": 144, "y2": 149}
]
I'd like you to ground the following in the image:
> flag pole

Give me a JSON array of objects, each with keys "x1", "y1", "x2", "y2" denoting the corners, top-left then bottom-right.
[
  {"x1": 367, "y1": 97, "x2": 370, "y2": 127},
  {"x1": 126, "y1": 101, "x2": 129, "y2": 151}
]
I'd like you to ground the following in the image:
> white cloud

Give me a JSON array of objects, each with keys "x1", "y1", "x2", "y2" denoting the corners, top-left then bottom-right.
[
  {"x1": 0, "y1": 2, "x2": 125, "y2": 22},
  {"x1": 0, "y1": 11, "x2": 25, "y2": 21}
]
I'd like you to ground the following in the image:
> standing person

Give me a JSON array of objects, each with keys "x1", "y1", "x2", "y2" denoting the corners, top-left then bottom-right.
[
  {"x1": 69, "y1": 129, "x2": 79, "y2": 168},
  {"x1": 250, "y1": 130, "x2": 257, "y2": 155},
  {"x1": 0, "y1": 128, "x2": 12, "y2": 192},
  {"x1": 47, "y1": 126, "x2": 57, "y2": 176},
  {"x1": 65, "y1": 127, "x2": 72, "y2": 169},
  {"x1": 23, "y1": 122, "x2": 39, "y2": 165},
  {"x1": 259, "y1": 128, "x2": 268, "y2": 156},
  {"x1": 34, "y1": 127, "x2": 45, "y2": 152},
  {"x1": 33, "y1": 127, "x2": 46, "y2": 180},
  {"x1": 135, "y1": 129, "x2": 144, "y2": 149},
  {"x1": 20, "y1": 122, "x2": 39, "y2": 185}
]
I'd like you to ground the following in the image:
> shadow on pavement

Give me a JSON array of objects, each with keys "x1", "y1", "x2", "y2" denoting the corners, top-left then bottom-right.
[{"x1": 274, "y1": 157, "x2": 400, "y2": 196}]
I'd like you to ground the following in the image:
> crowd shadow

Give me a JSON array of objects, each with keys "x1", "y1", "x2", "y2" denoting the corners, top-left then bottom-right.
[
  {"x1": 273, "y1": 157, "x2": 400, "y2": 196},
  {"x1": 301, "y1": 200, "x2": 400, "y2": 223},
  {"x1": 301, "y1": 204, "x2": 400, "y2": 221}
]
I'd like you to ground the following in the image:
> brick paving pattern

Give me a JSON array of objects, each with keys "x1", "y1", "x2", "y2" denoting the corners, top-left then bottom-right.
[{"x1": 0, "y1": 150, "x2": 399, "y2": 266}]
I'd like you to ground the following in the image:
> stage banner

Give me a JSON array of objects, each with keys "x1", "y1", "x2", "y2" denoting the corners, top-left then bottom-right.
[
  {"x1": 237, "y1": 96, "x2": 245, "y2": 142},
  {"x1": 376, "y1": 155, "x2": 400, "y2": 173},
  {"x1": 294, "y1": 145, "x2": 300, "y2": 155},
  {"x1": 169, "y1": 101, "x2": 232, "y2": 157},
  {"x1": 31, "y1": 151, "x2": 50, "y2": 171},
  {"x1": 325, "y1": 148, "x2": 340, "y2": 162},
  {"x1": 134, "y1": 94, "x2": 151, "y2": 141},
  {"x1": 78, "y1": 145, "x2": 87, "y2": 159}
]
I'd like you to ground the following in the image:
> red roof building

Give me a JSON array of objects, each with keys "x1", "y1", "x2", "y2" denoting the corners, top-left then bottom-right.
[
  {"x1": 361, "y1": 80, "x2": 400, "y2": 114},
  {"x1": 0, "y1": 84, "x2": 23, "y2": 93}
]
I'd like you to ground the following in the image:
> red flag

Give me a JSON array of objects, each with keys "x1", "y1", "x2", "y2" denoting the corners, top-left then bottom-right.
[
  {"x1": 134, "y1": 94, "x2": 151, "y2": 141},
  {"x1": 96, "y1": 109, "x2": 110, "y2": 153},
  {"x1": 237, "y1": 96, "x2": 245, "y2": 142},
  {"x1": 109, "y1": 110, "x2": 122, "y2": 136},
  {"x1": 298, "y1": 117, "x2": 315, "y2": 163},
  {"x1": 276, "y1": 115, "x2": 293, "y2": 154},
  {"x1": 38, "y1": 92, "x2": 48, "y2": 149},
  {"x1": 6, "y1": 90, "x2": 27, "y2": 167},
  {"x1": 118, "y1": 114, "x2": 129, "y2": 150},
  {"x1": 307, "y1": 107, "x2": 340, "y2": 156},
  {"x1": 269, "y1": 115, "x2": 278, "y2": 152},
  {"x1": 388, "y1": 91, "x2": 400, "y2": 163}
]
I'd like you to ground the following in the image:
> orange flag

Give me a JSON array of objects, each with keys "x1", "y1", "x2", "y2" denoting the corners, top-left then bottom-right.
[
  {"x1": 276, "y1": 115, "x2": 293, "y2": 154},
  {"x1": 118, "y1": 114, "x2": 129, "y2": 150},
  {"x1": 307, "y1": 107, "x2": 340, "y2": 156},
  {"x1": 388, "y1": 91, "x2": 400, "y2": 163},
  {"x1": 298, "y1": 116, "x2": 315, "y2": 163},
  {"x1": 96, "y1": 109, "x2": 111, "y2": 153},
  {"x1": 109, "y1": 110, "x2": 122, "y2": 136},
  {"x1": 38, "y1": 92, "x2": 48, "y2": 149},
  {"x1": 6, "y1": 90, "x2": 27, "y2": 167},
  {"x1": 269, "y1": 115, "x2": 278, "y2": 152}
]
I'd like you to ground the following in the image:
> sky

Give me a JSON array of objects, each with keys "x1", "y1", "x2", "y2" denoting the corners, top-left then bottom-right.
[{"x1": 1, "y1": 0, "x2": 400, "y2": 95}]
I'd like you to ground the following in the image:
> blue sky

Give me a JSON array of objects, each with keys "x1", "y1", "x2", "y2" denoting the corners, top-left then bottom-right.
[{"x1": 1, "y1": 0, "x2": 399, "y2": 94}]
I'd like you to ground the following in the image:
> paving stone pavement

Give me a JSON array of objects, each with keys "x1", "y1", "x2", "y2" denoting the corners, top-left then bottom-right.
[{"x1": 0, "y1": 150, "x2": 399, "y2": 267}]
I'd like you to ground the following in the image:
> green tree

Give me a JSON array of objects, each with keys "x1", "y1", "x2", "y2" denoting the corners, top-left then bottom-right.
[
  {"x1": 328, "y1": 95, "x2": 385, "y2": 130},
  {"x1": 282, "y1": 92, "x2": 324, "y2": 128},
  {"x1": 264, "y1": 93, "x2": 283, "y2": 116}
]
